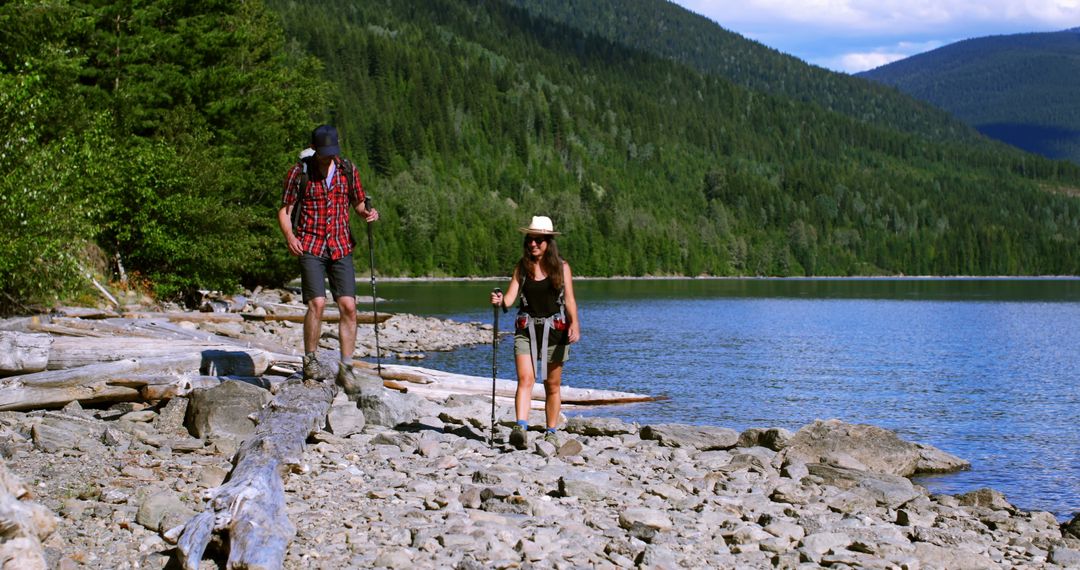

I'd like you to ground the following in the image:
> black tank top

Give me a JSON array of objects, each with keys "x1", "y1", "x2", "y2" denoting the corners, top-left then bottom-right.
[{"x1": 521, "y1": 276, "x2": 561, "y2": 317}]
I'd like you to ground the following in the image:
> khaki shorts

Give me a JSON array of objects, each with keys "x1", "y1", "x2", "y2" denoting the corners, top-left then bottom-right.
[{"x1": 514, "y1": 329, "x2": 570, "y2": 364}]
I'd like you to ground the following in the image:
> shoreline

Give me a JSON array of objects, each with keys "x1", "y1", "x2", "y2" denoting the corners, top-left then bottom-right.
[
  {"x1": 369, "y1": 274, "x2": 1080, "y2": 282},
  {"x1": 2, "y1": 302, "x2": 1079, "y2": 567}
]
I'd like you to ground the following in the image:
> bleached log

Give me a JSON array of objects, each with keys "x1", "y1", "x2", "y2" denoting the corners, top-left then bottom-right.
[
  {"x1": 174, "y1": 358, "x2": 338, "y2": 570},
  {"x1": 362, "y1": 363, "x2": 665, "y2": 406},
  {"x1": 0, "y1": 332, "x2": 52, "y2": 374},
  {"x1": 47, "y1": 336, "x2": 270, "y2": 375},
  {"x1": 241, "y1": 311, "x2": 391, "y2": 324},
  {"x1": 0, "y1": 461, "x2": 57, "y2": 570},
  {"x1": 0, "y1": 357, "x2": 200, "y2": 411},
  {"x1": 139, "y1": 375, "x2": 281, "y2": 400},
  {"x1": 54, "y1": 306, "x2": 119, "y2": 319},
  {"x1": 122, "y1": 310, "x2": 390, "y2": 325}
]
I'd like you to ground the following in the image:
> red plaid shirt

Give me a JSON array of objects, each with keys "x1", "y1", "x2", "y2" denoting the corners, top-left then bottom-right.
[{"x1": 282, "y1": 158, "x2": 365, "y2": 260}]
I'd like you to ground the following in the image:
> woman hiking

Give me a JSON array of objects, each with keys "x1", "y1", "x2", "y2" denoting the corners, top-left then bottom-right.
[{"x1": 490, "y1": 216, "x2": 581, "y2": 450}]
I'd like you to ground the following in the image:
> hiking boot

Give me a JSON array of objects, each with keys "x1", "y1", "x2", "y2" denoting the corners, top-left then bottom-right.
[
  {"x1": 336, "y1": 362, "x2": 356, "y2": 387},
  {"x1": 509, "y1": 425, "x2": 528, "y2": 450},
  {"x1": 543, "y1": 431, "x2": 559, "y2": 446},
  {"x1": 302, "y1": 353, "x2": 320, "y2": 381}
]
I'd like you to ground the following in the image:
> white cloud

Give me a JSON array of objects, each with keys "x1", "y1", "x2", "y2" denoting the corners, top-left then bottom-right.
[
  {"x1": 673, "y1": 0, "x2": 1080, "y2": 72},
  {"x1": 830, "y1": 52, "x2": 909, "y2": 73},
  {"x1": 823, "y1": 39, "x2": 947, "y2": 73},
  {"x1": 679, "y1": 0, "x2": 1080, "y2": 33}
]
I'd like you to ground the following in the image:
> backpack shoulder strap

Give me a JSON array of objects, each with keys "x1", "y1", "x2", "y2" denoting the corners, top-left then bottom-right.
[{"x1": 339, "y1": 157, "x2": 356, "y2": 193}]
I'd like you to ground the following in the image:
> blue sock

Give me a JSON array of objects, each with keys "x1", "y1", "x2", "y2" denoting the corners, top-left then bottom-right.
[
  {"x1": 546, "y1": 428, "x2": 556, "y2": 434},
  {"x1": 516, "y1": 420, "x2": 529, "y2": 430}
]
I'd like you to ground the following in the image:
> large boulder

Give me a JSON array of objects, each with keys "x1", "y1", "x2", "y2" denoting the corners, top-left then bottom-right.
[
  {"x1": 781, "y1": 419, "x2": 969, "y2": 477},
  {"x1": 185, "y1": 380, "x2": 272, "y2": 440}
]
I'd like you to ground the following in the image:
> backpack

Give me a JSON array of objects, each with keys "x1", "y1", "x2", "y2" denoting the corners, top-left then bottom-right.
[{"x1": 290, "y1": 155, "x2": 357, "y2": 231}]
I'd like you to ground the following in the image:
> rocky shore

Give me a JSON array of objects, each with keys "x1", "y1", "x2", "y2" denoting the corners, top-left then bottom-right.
[{"x1": 1, "y1": 293, "x2": 1078, "y2": 569}]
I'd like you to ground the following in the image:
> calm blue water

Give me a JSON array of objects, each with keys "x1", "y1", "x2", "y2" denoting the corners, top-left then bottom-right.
[{"x1": 371, "y1": 278, "x2": 1080, "y2": 519}]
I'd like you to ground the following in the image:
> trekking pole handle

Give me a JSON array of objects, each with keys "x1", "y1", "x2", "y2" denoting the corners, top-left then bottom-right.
[
  {"x1": 492, "y1": 287, "x2": 507, "y2": 313},
  {"x1": 364, "y1": 196, "x2": 373, "y2": 214}
]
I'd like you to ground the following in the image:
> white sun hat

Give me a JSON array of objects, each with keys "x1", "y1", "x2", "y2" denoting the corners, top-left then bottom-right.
[{"x1": 518, "y1": 215, "x2": 561, "y2": 235}]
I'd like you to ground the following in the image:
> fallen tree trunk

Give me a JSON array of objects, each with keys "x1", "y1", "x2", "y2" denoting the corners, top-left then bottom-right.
[
  {"x1": 0, "y1": 357, "x2": 200, "y2": 411},
  {"x1": 173, "y1": 358, "x2": 338, "y2": 570},
  {"x1": 241, "y1": 311, "x2": 391, "y2": 324},
  {"x1": 0, "y1": 331, "x2": 52, "y2": 375},
  {"x1": 47, "y1": 336, "x2": 271, "y2": 375},
  {"x1": 0, "y1": 461, "x2": 57, "y2": 570},
  {"x1": 364, "y1": 363, "x2": 665, "y2": 405}
]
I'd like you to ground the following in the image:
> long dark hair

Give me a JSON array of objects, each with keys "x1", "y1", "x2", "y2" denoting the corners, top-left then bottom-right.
[{"x1": 516, "y1": 236, "x2": 563, "y2": 290}]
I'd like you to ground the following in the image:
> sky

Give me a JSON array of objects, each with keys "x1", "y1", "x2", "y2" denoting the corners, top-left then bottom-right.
[{"x1": 670, "y1": 0, "x2": 1080, "y2": 73}]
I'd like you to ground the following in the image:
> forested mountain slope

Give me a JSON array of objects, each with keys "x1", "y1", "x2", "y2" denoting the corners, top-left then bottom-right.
[
  {"x1": 267, "y1": 0, "x2": 1080, "y2": 277},
  {"x1": 2, "y1": 0, "x2": 1079, "y2": 312},
  {"x1": 860, "y1": 28, "x2": 1080, "y2": 163},
  {"x1": 500, "y1": 0, "x2": 983, "y2": 145}
]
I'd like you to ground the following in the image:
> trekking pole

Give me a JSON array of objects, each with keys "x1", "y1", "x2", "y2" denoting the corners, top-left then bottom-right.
[
  {"x1": 490, "y1": 287, "x2": 506, "y2": 446},
  {"x1": 365, "y1": 196, "x2": 381, "y2": 375}
]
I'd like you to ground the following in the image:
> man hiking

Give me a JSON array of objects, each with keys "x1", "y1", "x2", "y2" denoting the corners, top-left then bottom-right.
[{"x1": 278, "y1": 124, "x2": 379, "y2": 382}]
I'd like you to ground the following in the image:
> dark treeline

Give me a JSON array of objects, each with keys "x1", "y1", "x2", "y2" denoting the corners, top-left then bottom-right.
[{"x1": 2, "y1": 0, "x2": 1079, "y2": 312}]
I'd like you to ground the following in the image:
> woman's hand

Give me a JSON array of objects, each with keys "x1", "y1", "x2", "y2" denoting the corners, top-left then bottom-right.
[
  {"x1": 490, "y1": 290, "x2": 504, "y2": 307},
  {"x1": 568, "y1": 322, "x2": 581, "y2": 343}
]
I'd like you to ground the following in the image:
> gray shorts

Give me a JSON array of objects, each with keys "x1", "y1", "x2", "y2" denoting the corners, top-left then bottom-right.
[
  {"x1": 514, "y1": 329, "x2": 570, "y2": 364},
  {"x1": 299, "y1": 253, "x2": 356, "y2": 304}
]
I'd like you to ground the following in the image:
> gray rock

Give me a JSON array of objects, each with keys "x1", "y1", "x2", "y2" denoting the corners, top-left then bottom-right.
[
  {"x1": 955, "y1": 487, "x2": 1014, "y2": 511},
  {"x1": 119, "y1": 410, "x2": 157, "y2": 423},
  {"x1": 639, "y1": 423, "x2": 739, "y2": 450},
  {"x1": 564, "y1": 416, "x2": 638, "y2": 436},
  {"x1": 185, "y1": 380, "x2": 271, "y2": 440},
  {"x1": 913, "y1": 543, "x2": 995, "y2": 570},
  {"x1": 737, "y1": 427, "x2": 793, "y2": 451},
  {"x1": 558, "y1": 471, "x2": 612, "y2": 500},
  {"x1": 619, "y1": 508, "x2": 673, "y2": 532},
  {"x1": 808, "y1": 463, "x2": 923, "y2": 508},
  {"x1": 555, "y1": 439, "x2": 584, "y2": 458},
  {"x1": 327, "y1": 394, "x2": 366, "y2": 437},
  {"x1": 801, "y1": 532, "x2": 852, "y2": 560},
  {"x1": 1064, "y1": 512, "x2": 1080, "y2": 539},
  {"x1": 31, "y1": 413, "x2": 104, "y2": 452},
  {"x1": 1049, "y1": 547, "x2": 1080, "y2": 567},
  {"x1": 136, "y1": 490, "x2": 196, "y2": 533},
  {"x1": 359, "y1": 389, "x2": 430, "y2": 428},
  {"x1": 155, "y1": 397, "x2": 189, "y2": 436},
  {"x1": 635, "y1": 544, "x2": 679, "y2": 569},
  {"x1": 783, "y1": 419, "x2": 968, "y2": 476}
]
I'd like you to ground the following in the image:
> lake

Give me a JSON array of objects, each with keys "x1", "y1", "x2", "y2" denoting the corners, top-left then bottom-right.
[{"x1": 369, "y1": 278, "x2": 1080, "y2": 519}]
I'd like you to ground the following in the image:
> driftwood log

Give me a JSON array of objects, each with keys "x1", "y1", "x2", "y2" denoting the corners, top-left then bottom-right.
[
  {"x1": 121, "y1": 311, "x2": 391, "y2": 325},
  {"x1": 0, "y1": 461, "x2": 57, "y2": 570},
  {"x1": 172, "y1": 357, "x2": 339, "y2": 570},
  {"x1": 0, "y1": 331, "x2": 51, "y2": 375},
  {"x1": 0, "y1": 352, "x2": 276, "y2": 412},
  {"x1": 46, "y1": 336, "x2": 272, "y2": 374},
  {"x1": 365, "y1": 363, "x2": 668, "y2": 406}
]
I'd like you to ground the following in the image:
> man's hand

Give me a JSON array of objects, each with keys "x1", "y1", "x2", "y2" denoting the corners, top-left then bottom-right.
[
  {"x1": 363, "y1": 207, "x2": 379, "y2": 223},
  {"x1": 286, "y1": 233, "x2": 303, "y2": 256}
]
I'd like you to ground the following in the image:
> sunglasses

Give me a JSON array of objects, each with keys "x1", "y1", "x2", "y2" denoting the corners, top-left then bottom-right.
[{"x1": 523, "y1": 235, "x2": 550, "y2": 245}]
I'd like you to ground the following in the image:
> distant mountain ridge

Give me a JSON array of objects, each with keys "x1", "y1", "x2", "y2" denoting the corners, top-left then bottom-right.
[
  {"x1": 859, "y1": 28, "x2": 1080, "y2": 163},
  {"x1": 501, "y1": 0, "x2": 982, "y2": 145}
]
